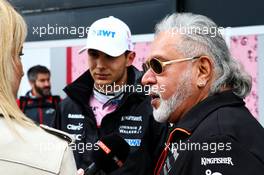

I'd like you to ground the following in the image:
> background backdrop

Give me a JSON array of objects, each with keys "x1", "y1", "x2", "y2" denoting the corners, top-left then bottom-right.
[{"x1": 19, "y1": 26, "x2": 264, "y2": 126}]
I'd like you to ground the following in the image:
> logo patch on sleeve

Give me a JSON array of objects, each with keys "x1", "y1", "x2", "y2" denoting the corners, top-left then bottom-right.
[{"x1": 201, "y1": 157, "x2": 234, "y2": 166}]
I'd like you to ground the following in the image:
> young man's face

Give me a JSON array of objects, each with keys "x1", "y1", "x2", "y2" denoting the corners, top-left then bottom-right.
[
  {"x1": 31, "y1": 73, "x2": 51, "y2": 97},
  {"x1": 88, "y1": 49, "x2": 134, "y2": 93}
]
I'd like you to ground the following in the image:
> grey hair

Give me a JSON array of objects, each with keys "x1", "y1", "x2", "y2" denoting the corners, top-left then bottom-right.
[{"x1": 155, "y1": 13, "x2": 252, "y2": 98}]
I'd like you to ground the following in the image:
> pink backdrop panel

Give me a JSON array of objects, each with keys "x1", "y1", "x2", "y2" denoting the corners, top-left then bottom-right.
[
  {"x1": 230, "y1": 35, "x2": 258, "y2": 119},
  {"x1": 133, "y1": 42, "x2": 152, "y2": 70},
  {"x1": 71, "y1": 46, "x2": 89, "y2": 82}
]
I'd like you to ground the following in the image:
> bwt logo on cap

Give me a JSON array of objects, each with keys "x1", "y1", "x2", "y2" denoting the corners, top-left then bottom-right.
[{"x1": 92, "y1": 29, "x2": 116, "y2": 38}]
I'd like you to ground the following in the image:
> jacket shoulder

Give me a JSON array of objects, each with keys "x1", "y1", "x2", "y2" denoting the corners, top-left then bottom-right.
[
  {"x1": 40, "y1": 124, "x2": 74, "y2": 144},
  {"x1": 0, "y1": 119, "x2": 75, "y2": 174}
]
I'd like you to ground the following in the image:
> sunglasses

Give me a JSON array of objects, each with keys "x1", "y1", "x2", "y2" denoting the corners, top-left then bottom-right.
[{"x1": 142, "y1": 56, "x2": 200, "y2": 74}]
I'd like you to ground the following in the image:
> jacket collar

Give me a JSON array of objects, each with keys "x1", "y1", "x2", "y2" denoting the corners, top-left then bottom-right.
[
  {"x1": 64, "y1": 70, "x2": 93, "y2": 106},
  {"x1": 154, "y1": 91, "x2": 245, "y2": 175},
  {"x1": 174, "y1": 90, "x2": 245, "y2": 134},
  {"x1": 64, "y1": 66, "x2": 144, "y2": 106}
]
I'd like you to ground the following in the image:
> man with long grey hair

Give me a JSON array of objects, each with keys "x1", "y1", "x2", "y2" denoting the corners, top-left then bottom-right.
[{"x1": 142, "y1": 13, "x2": 264, "y2": 175}]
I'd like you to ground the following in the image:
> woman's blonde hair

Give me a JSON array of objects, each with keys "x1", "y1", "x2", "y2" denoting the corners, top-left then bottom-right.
[{"x1": 0, "y1": 0, "x2": 34, "y2": 128}]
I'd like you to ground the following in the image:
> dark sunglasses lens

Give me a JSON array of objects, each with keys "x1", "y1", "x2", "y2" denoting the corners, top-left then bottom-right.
[{"x1": 150, "y1": 59, "x2": 162, "y2": 74}]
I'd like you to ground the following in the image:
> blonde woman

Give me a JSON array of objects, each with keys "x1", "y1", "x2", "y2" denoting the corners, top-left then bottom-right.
[{"x1": 0, "y1": 0, "x2": 77, "y2": 174}]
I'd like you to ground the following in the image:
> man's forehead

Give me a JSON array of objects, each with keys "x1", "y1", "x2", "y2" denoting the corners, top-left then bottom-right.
[{"x1": 36, "y1": 73, "x2": 50, "y2": 79}]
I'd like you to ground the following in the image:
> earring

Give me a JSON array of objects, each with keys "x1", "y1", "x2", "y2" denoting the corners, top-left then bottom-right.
[{"x1": 198, "y1": 82, "x2": 206, "y2": 87}]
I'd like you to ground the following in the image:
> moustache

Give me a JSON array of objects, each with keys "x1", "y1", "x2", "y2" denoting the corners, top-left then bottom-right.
[{"x1": 43, "y1": 87, "x2": 51, "y2": 90}]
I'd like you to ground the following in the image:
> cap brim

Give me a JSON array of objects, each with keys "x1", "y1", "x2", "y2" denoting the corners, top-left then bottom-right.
[
  {"x1": 82, "y1": 45, "x2": 126, "y2": 57},
  {"x1": 78, "y1": 40, "x2": 130, "y2": 56}
]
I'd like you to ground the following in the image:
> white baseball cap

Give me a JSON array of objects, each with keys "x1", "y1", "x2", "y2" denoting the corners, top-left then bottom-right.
[{"x1": 79, "y1": 16, "x2": 133, "y2": 57}]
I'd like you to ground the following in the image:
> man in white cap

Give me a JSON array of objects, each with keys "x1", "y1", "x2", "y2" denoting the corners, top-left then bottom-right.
[{"x1": 53, "y1": 16, "x2": 167, "y2": 175}]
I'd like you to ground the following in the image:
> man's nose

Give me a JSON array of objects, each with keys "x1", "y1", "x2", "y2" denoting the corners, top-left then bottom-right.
[
  {"x1": 44, "y1": 80, "x2": 50, "y2": 87},
  {"x1": 96, "y1": 57, "x2": 107, "y2": 69},
  {"x1": 141, "y1": 69, "x2": 157, "y2": 86}
]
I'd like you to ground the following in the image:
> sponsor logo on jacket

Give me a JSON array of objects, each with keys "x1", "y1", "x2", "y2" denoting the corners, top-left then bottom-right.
[
  {"x1": 201, "y1": 157, "x2": 234, "y2": 166},
  {"x1": 68, "y1": 114, "x2": 85, "y2": 119},
  {"x1": 121, "y1": 115, "x2": 142, "y2": 122},
  {"x1": 45, "y1": 108, "x2": 55, "y2": 114},
  {"x1": 125, "y1": 139, "x2": 141, "y2": 147},
  {"x1": 72, "y1": 134, "x2": 82, "y2": 141},
  {"x1": 119, "y1": 125, "x2": 142, "y2": 134},
  {"x1": 205, "y1": 169, "x2": 223, "y2": 175},
  {"x1": 67, "y1": 123, "x2": 83, "y2": 131}
]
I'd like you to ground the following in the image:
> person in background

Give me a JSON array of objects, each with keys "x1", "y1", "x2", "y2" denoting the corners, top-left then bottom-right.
[
  {"x1": 0, "y1": 0, "x2": 77, "y2": 174},
  {"x1": 142, "y1": 13, "x2": 264, "y2": 175},
  {"x1": 17, "y1": 65, "x2": 60, "y2": 126},
  {"x1": 53, "y1": 16, "x2": 167, "y2": 174}
]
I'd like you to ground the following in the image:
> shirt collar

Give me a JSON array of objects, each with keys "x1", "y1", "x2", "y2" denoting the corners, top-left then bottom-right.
[{"x1": 92, "y1": 87, "x2": 124, "y2": 109}]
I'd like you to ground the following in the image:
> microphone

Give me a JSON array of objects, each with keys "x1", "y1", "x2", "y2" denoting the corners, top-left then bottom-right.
[{"x1": 84, "y1": 134, "x2": 130, "y2": 175}]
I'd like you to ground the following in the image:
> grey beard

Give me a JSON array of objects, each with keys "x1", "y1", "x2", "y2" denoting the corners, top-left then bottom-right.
[{"x1": 153, "y1": 69, "x2": 192, "y2": 123}]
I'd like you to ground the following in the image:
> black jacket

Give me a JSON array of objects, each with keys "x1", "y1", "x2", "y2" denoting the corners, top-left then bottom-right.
[
  {"x1": 155, "y1": 90, "x2": 264, "y2": 175},
  {"x1": 53, "y1": 66, "x2": 167, "y2": 175},
  {"x1": 18, "y1": 91, "x2": 60, "y2": 126}
]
